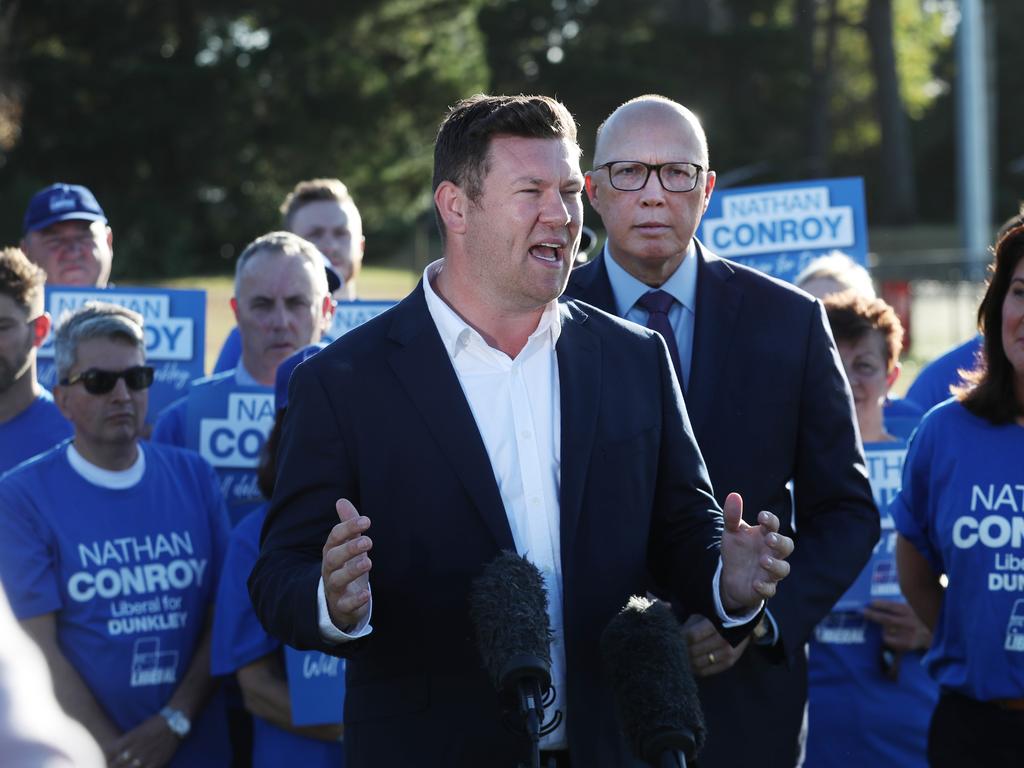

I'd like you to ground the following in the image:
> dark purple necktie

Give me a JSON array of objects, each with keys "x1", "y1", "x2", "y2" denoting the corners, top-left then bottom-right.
[{"x1": 637, "y1": 289, "x2": 684, "y2": 389}]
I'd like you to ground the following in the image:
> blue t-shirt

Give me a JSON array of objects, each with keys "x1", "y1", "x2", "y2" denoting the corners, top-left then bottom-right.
[
  {"x1": 213, "y1": 327, "x2": 243, "y2": 375},
  {"x1": 905, "y1": 336, "x2": 982, "y2": 413},
  {"x1": 211, "y1": 506, "x2": 344, "y2": 768},
  {"x1": 883, "y1": 396, "x2": 924, "y2": 442},
  {"x1": 152, "y1": 370, "x2": 272, "y2": 526},
  {"x1": 894, "y1": 400, "x2": 1024, "y2": 700},
  {"x1": 0, "y1": 441, "x2": 232, "y2": 766},
  {"x1": 0, "y1": 391, "x2": 73, "y2": 475},
  {"x1": 806, "y1": 442, "x2": 938, "y2": 768}
]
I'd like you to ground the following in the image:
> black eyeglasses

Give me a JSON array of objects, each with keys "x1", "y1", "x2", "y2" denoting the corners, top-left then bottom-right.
[
  {"x1": 594, "y1": 161, "x2": 705, "y2": 193},
  {"x1": 60, "y1": 366, "x2": 155, "y2": 395}
]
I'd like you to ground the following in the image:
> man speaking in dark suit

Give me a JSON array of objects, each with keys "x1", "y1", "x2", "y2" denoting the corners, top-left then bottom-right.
[
  {"x1": 566, "y1": 95, "x2": 879, "y2": 767},
  {"x1": 250, "y1": 94, "x2": 794, "y2": 768}
]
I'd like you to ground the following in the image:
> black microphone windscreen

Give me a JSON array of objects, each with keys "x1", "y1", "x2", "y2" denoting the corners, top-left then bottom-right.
[
  {"x1": 601, "y1": 596, "x2": 706, "y2": 763},
  {"x1": 469, "y1": 550, "x2": 553, "y2": 690}
]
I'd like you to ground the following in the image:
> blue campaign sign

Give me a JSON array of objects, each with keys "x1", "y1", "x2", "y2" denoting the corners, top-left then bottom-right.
[
  {"x1": 284, "y1": 647, "x2": 346, "y2": 726},
  {"x1": 185, "y1": 376, "x2": 273, "y2": 525},
  {"x1": 698, "y1": 177, "x2": 869, "y2": 284},
  {"x1": 324, "y1": 300, "x2": 395, "y2": 343},
  {"x1": 37, "y1": 286, "x2": 205, "y2": 424},
  {"x1": 833, "y1": 442, "x2": 907, "y2": 612}
]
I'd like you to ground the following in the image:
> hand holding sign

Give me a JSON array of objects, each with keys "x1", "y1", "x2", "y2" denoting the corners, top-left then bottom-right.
[
  {"x1": 863, "y1": 599, "x2": 932, "y2": 652},
  {"x1": 321, "y1": 499, "x2": 372, "y2": 632}
]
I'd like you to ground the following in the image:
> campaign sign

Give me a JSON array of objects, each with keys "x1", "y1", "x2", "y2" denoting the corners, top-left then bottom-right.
[
  {"x1": 185, "y1": 379, "x2": 273, "y2": 525},
  {"x1": 324, "y1": 300, "x2": 396, "y2": 343},
  {"x1": 37, "y1": 286, "x2": 205, "y2": 424},
  {"x1": 284, "y1": 646, "x2": 346, "y2": 726},
  {"x1": 698, "y1": 177, "x2": 868, "y2": 284},
  {"x1": 833, "y1": 442, "x2": 907, "y2": 612}
]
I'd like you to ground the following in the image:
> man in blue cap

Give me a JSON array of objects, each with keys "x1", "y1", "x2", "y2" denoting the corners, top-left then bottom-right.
[{"x1": 20, "y1": 183, "x2": 113, "y2": 287}]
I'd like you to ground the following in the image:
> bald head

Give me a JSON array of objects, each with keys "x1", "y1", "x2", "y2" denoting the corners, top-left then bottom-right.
[
  {"x1": 585, "y1": 95, "x2": 717, "y2": 287},
  {"x1": 593, "y1": 96, "x2": 709, "y2": 169}
]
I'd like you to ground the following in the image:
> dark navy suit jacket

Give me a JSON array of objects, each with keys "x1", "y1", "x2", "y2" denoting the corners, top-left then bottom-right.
[
  {"x1": 250, "y1": 282, "x2": 753, "y2": 767},
  {"x1": 565, "y1": 243, "x2": 879, "y2": 768}
]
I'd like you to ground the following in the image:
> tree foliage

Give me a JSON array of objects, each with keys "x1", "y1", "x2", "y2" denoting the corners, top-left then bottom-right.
[
  {"x1": 0, "y1": 0, "x2": 488, "y2": 278},
  {"x1": 0, "y1": 0, "x2": 1018, "y2": 278}
]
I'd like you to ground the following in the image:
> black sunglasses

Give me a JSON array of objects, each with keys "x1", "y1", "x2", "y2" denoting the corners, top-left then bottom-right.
[{"x1": 60, "y1": 366, "x2": 155, "y2": 395}]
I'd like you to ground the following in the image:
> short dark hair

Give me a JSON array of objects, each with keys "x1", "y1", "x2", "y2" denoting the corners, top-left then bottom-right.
[
  {"x1": 432, "y1": 94, "x2": 578, "y2": 240},
  {"x1": 955, "y1": 223, "x2": 1024, "y2": 423},
  {"x1": 279, "y1": 179, "x2": 355, "y2": 230},
  {"x1": 824, "y1": 290, "x2": 904, "y2": 371},
  {"x1": 0, "y1": 246, "x2": 46, "y2": 316}
]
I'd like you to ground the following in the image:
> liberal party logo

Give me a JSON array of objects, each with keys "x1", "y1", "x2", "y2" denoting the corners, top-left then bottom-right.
[{"x1": 131, "y1": 637, "x2": 178, "y2": 687}]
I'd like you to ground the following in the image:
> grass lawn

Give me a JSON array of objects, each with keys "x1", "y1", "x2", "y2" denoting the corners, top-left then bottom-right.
[{"x1": 154, "y1": 265, "x2": 418, "y2": 374}]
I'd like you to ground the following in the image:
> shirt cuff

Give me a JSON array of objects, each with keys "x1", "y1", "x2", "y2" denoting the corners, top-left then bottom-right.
[
  {"x1": 317, "y1": 576, "x2": 373, "y2": 643},
  {"x1": 756, "y1": 607, "x2": 780, "y2": 646},
  {"x1": 713, "y1": 558, "x2": 764, "y2": 628}
]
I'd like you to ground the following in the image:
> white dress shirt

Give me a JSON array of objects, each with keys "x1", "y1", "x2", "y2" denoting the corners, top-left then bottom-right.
[
  {"x1": 604, "y1": 241, "x2": 697, "y2": 389},
  {"x1": 317, "y1": 259, "x2": 762, "y2": 748},
  {"x1": 421, "y1": 260, "x2": 568, "y2": 747}
]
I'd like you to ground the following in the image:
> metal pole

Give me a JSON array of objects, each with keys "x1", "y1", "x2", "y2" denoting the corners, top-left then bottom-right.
[{"x1": 956, "y1": 0, "x2": 992, "y2": 280}]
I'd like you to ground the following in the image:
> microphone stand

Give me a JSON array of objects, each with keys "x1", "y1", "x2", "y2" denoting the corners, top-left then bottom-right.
[
  {"x1": 647, "y1": 731, "x2": 694, "y2": 768},
  {"x1": 502, "y1": 653, "x2": 550, "y2": 768}
]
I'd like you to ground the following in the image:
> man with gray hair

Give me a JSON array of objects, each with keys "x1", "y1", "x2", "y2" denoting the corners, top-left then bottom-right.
[
  {"x1": 154, "y1": 232, "x2": 334, "y2": 523},
  {"x1": 0, "y1": 246, "x2": 72, "y2": 473},
  {"x1": 0, "y1": 301, "x2": 232, "y2": 767},
  {"x1": 213, "y1": 181, "x2": 353, "y2": 373}
]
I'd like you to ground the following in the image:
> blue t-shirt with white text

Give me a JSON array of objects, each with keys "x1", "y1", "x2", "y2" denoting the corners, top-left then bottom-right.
[
  {"x1": 894, "y1": 400, "x2": 1024, "y2": 700},
  {"x1": 806, "y1": 441, "x2": 937, "y2": 768},
  {"x1": 211, "y1": 506, "x2": 344, "y2": 768},
  {"x1": 152, "y1": 370, "x2": 272, "y2": 526},
  {"x1": 0, "y1": 441, "x2": 232, "y2": 766}
]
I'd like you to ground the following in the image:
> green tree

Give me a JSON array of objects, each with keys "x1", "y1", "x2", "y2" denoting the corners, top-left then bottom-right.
[{"x1": 0, "y1": 0, "x2": 488, "y2": 278}]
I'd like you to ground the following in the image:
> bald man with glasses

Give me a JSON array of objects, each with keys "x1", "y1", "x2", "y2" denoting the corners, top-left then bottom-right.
[{"x1": 566, "y1": 94, "x2": 878, "y2": 768}]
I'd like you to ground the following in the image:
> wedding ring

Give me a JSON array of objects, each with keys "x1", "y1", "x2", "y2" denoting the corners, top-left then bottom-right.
[{"x1": 708, "y1": 652, "x2": 716, "y2": 665}]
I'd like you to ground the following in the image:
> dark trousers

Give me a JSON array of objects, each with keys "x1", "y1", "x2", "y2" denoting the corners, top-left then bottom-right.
[{"x1": 928, "y1": 689, "x2": 1024, "y2": 767}]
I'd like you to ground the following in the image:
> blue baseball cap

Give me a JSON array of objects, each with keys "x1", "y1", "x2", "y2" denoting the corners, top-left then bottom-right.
[
  {"x1": 321, "y1": 255, "x2": 342, "y2": 294},
  {"x1": 275, "y1": 343, "x2": 327, "y2": 411},
  {"x1": 23, "y1": 183, "x2": 107, "y2": 235}
]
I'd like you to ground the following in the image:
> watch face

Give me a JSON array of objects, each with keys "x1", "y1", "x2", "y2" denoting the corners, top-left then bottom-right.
[{"x1": 162, "y1": 709, "x2": 190, "y2": 737}]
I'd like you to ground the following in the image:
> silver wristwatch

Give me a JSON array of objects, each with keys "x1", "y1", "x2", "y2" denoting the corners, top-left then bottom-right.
[{"x1": 160, "y1": 707, "x2": 191, "y2": 739}]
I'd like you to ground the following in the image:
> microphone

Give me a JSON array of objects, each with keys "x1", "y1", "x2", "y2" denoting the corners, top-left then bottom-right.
[
  {"x1": 601, "y1": 596, "x2": 706, "y2": 768},
  {"x1": 469, "y1": 550, "x2": 560, "y2": 767}
]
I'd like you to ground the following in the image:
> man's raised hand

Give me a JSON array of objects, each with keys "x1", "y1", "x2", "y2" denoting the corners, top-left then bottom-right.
[
  {"x1": 322, "y1": 499, "x2": 372, "y2": 631},
  {"x1": 719, "y1": 492, "x2": 794, "y2": 612}
]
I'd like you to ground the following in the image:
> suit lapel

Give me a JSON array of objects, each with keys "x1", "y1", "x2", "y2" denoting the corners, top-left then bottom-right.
[
  {"x1": 555, "y1": 301, "x2": 601, "y2": 565},
  {"x1": 387, "y1": 285, "x2": 515, "y2": 551},
  {"x1": 688, "y1": 245, "x2": 742, "y2": 439},
  {"x1": 566, "y1": 251, "x2": 617, "y2": 313}
]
